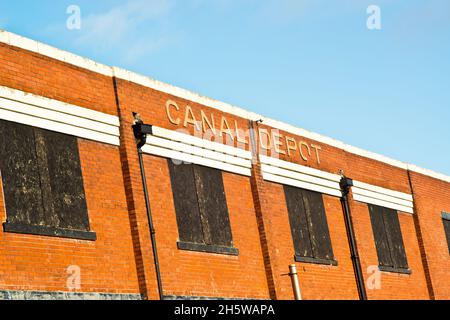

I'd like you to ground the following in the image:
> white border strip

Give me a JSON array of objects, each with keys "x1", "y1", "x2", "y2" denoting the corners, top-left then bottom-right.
[
  {"x1": 2, "y1": 29, "x2": 450, "y2": 185},
  {"x1": 353, "y1": 194, "x2": 414, "y2": 214},
  {"x1": 262, "y1": 172, "x2": 342, "y2": 197},
  {"x1": 142, "y1": 145, "x2": 251, "y2": 177},
  {"x1": 352, "y1": 181, "x2": 414, "y2": 214},
  {"x1": 260, "y1": 155, "x2": 341, "y2": 182},
  {"x1": 352, "y1": 181, "x2": 413, "y2": 202},
  {"x1": 152, "y1": 126, "x2": 252, "y2": 160},
  {"x1": 147, "y1": 135, "x2": 251, "y2": 168},
  {"x1": 352, "y1": 188, "x2": 413, "y2": 208},
  {"x1": 0, "y1": 86, "x2": 119, "y2": 126},
  {"x1": 0, "y1": 86, "x2": 120, "y2": 146},
  {"x1": 259, "y1": 155, "x2": 342, "y2": 197},
  {"x1": 143, "y1": 126, "x2": 252, "y2": 176}
]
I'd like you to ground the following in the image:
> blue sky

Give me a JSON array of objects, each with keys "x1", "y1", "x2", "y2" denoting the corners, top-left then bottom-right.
[{"x1": 1, "y1": 0, "x2": 449, "y2": 175}]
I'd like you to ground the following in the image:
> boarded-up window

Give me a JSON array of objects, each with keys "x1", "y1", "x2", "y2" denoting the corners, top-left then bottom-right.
[
  {"x1": 283, "y1": 185, "x2": 336, "y2": 265},
  {"x1": 0, "y1": 120, "x2": 95, "y2": 240},
  {"x1": 168, "y1": 160, "x2": 237, "y2": 255},
  {"x1": 442, "y1": 212, "x2": 450, "y2": 255},
  {"x1": 368, "y1": 204, "x2": 409, "y2": 273}
]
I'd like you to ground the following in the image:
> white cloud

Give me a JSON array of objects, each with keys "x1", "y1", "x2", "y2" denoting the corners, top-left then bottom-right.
[{"x1": 73, "y1": 0, "x2": 175, "y2": 62}]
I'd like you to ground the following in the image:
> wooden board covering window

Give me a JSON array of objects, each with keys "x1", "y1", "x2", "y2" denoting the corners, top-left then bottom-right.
[
  {"x1": 368, "y1": 204, "x2": 409, "y2": 271},
  {"x1": 0, "y1": 120, "x2": 93, "y2": 239},
  {"x1": 168, "y1": 160, "x2": 234, "y2": 250},
  {"x1": 284, "y1": 185, "x2": 335, "y2": 264}
]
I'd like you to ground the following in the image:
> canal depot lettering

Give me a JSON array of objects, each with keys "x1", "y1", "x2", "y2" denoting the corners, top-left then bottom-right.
[{"x1": 165, "y1": 99, "x2": 322, "y2": 165}]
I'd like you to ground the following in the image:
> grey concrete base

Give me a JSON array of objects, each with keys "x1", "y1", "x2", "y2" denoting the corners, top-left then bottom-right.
[{"x1": 0, "y1": 290, "x2": 143, "y2": 300}]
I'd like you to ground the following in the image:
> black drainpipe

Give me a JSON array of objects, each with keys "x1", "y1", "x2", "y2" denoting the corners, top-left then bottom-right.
[
  {"x1": 132, "y1": 117, "x2": 164, "y2": 301},
  {"x1": 340, "y1": 177, "x2": 367, "y2": 300}
]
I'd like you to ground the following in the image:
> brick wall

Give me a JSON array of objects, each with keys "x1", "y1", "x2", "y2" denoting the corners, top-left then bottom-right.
[
  {"x1": 0, "y1": 39, "x2": 448, "y2": 300},
  {"x1": 254, "y1": 179, "x2": 360, "y2": 300},
  {"x1": 409, "y1": 172, "x2": 450, "y2": 300},
  {"x1": 144, "y1": 155, "x2": 269, "y2": 298},
  {"x1": 0, "y1": 139, "x2": 140, "y2": 295},
  {"x1": 114, "y1": 78, "x2": 269, "y2": 299},
  {"x1": 0, "y1": 43, "x2": 116, "y2": 115},
  {"x1": 250, "y1": 122, "x2": 430, "y2": 300},
  {"x1": 343, "y1": 154, "x2": 430, "y2": 300}
]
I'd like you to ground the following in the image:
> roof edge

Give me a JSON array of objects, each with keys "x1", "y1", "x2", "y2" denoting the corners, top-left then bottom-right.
[{"x1": 1, "y1": 29, "x2": 449, "y2": 185}]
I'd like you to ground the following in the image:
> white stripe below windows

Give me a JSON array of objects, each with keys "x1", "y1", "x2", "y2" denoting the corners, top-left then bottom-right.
[
  {"x1": 142, "y1": 126, "x2": 252, "y2": 176},
  {"x1": 259, "y1": 155, "x2": 342, "y2": 197},
  {"x1": 0, "y1": 86, "x2": 120, "y2": 146},
  {"x1": 352, "y1": 181, "x2": 414, "y2": 214}
]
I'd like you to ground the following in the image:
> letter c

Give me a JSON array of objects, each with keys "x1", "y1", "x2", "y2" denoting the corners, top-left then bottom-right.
[{"x1": 166, "y1": 100, "x2": 180, "y2": 125}]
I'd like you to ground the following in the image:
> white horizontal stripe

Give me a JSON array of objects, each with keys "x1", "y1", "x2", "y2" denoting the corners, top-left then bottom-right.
[
  {"x1": 262, "y1": 172, "x2": 342, "y2": 197},
  {"x1": 0, "y1": 98, "x2": 119, "y2": 136},
  {"x1": 259, "y1": 155, "x2": 342, "y2": 196},
  {"x1": 0, "y1": 108, "x2": 119, "y2": 146},
  {"x1": 352, "y1": 181, "x2": 413, "y2": 202},
  {"x1": 0, "y1": 86, "x2": 120, "y2": 146},
  {"x1": 142, "y1": 144, "x2": 251, "y2": 176},
  {"x1": 0, "y1": 86, "x2": 119, "y2": 126},
  {"x1": 146, "y1": 135, "x2": 251, "y2": 169},
  {"x1": 352, "y1": 187, "x2": 413, "y2": 208},
  {"x1": 259, "y1": 155, "x2": 341, "y2": 182},
  {"x1": 261, "y1": 164, "x2": 341, "y2": 191},
  {"x1": 152, "y1": 126, "x2": 252, "y2": 160},
  {"x1": 353, "y1": 194, "x2": 414, "y2": 214}
]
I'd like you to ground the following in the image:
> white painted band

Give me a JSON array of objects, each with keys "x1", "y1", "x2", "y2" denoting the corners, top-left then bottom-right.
[
  {"x1": 353, "y1": 194, "x2": 414, "y2": 214},
  {"x1": 259, "y1": 156, "x2": 342, "y2": 197},
  {"x1": 142, "y1": 144, "x2": 251, "y2": 177},
  {"x1": 152, "y1": 126, "x2": 252, "y2": 160},
  {"x1": 261, "y1": 164, "x2": 340, "y2": 190},
  {"x1": 259, "y1": 155, "x2": 341, "y2": 182},
  {"x1": 352, "y1": 180, "x2": 414, "y2": 214},
  {"x1": 146, "y1": 135, "x2": 251, "y2": 169},
  {"x1": 352, "y1": 187, "x2": 413, "y2": 208},
  {"x1": 143, "y1": 126, "x2": 252, "y2": 176},
  {"x1": 0, "y1": 86, "x2": 120, "y2": 146},
  {"x1": 262, "y1": 172, "x2": 342, "y2": 197},
  {"x1": 352, "y1": 181, "x2": 413, "y2": 202}
]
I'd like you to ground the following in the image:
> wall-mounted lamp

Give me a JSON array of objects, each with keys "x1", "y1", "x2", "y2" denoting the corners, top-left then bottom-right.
[{"x1": 132, "y1": 113, "x2": 153, "y2": 149}]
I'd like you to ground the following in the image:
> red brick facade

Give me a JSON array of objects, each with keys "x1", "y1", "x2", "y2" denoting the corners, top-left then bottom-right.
[{"x1": 0, "y1": 31, "x2": 449, "y2": 300}]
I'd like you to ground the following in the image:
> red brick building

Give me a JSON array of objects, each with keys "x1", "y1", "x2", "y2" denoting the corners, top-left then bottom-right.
[{"x1": 0, "y1": 30, "x2": 448, "y2": 300}]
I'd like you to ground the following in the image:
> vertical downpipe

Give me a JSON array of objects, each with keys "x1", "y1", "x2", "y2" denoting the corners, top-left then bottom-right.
[
  {"x1": 340, "y1": 177, "x2": 367, "y2": 300},
  {"x1": 288, "y1": 264, "x2": 302, "y2": 300},
  {"x1": 133, "y1": 120, "x2": 165, "y2": 301}
]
